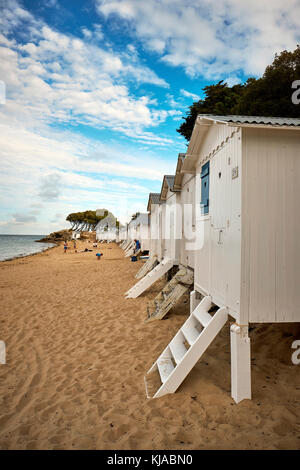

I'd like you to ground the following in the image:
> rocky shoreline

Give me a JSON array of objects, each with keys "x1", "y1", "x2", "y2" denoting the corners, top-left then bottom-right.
[
  {"x1": 36, "y1": 229, "x2": 72, "y2": 244},
  {"x1": 37, "y1": 229, "x2": 97, "y2": 244}
]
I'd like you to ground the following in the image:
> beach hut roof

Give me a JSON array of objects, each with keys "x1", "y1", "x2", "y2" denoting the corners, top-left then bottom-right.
[
  {"x1": 160, "y1": 175, "x2": 179, "y2": 202},
  {"x1": 173, "y1": 153, "x2": 186, "y2": 191},
  {"x1": 128, "y1": 212, "x2": 149, "y2": 227},
  {"x1": 182, "y1": 114, "x2": 300, "y2": 174},
  {"x1": 147, "y1": 193, "x2": 161, "y2": 212},
  {"x1": 197, "y1": 114, "x2": 300, "y2": 126}
]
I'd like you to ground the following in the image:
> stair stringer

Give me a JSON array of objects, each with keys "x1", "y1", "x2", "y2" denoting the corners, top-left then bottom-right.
[
  {"x1": 145, "y1": 300, "x2": 228, "y2": 398},
  {"x1": 126, "y1": 248, "x2": 141, "y2": 258},
  {"x1": 124, "y1": 241, "x2": 135, "y2": 256},
  {"x1": 125, "y1": 258, "x2": 175, "y2": 299},
  {"x1": 135, "y1": 255, "x2": 158, "y2": 280},
  {"x1": 122, "y1": 240, "x2": 131, "y2": 251}
]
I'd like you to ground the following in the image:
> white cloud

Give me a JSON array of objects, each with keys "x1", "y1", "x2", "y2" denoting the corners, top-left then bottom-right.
[
  {"x1": 38, "y1": 173, "x2": 63, "y2": 201},
  {"x1": 0, "y1": 1, "x2": 184, "y2": 234},
  {"x1": 223, "y1": 76, "x2": 242, "y2": 87},
  {"x1": 0, "y1": 2, "x2": 170, "y2": 137},
  {"x1": 97, "y1": 0, "x2": 300, "y2": 79},
  {"x1": 0, "y1": 119, "x2": 171, "y2": 232},
  {"x1": 11, "y1": 213, "x2": 37, "y2": 224},
  {"x1": 180, "y1": 89, "x2": 200, "y2": 101}
]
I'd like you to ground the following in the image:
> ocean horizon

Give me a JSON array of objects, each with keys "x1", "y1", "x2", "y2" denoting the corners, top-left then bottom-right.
[{"x1": 0, "y1": 234, "x2": 56, "y2": 262}]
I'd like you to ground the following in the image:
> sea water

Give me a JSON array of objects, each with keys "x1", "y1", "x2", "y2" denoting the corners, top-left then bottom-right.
[{"x1": 0, "y1": 235, "x2": 56, "y2": 261}]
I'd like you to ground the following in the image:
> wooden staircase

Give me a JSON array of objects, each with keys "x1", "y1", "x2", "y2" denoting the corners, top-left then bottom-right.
[
  {"x1": 135, "y1": 255, "x2": 158, "y2": 279},
  {"x1": 125, "y1": 258, "x2": 175, "y2": 299},
  {"x1": 124, "y1": 241, "x2": 135, "y2": 256},
  {"x1": 144, "y1": 296, "x2": 228, "y2": 398},
  {"x1": 146, "y1": 267, "x2": 193, "y2": 322},
  {"x1": 125, "y1": 247, "x2": 140, "y2": 258},
  {"x1": 121, "y1": 240, "x2": 132, "y2": 251}
]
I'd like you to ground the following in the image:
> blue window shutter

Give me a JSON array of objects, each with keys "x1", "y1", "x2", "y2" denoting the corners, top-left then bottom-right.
[{"x1": 201, "y1": 161, "x2": 210, "y2": 214}]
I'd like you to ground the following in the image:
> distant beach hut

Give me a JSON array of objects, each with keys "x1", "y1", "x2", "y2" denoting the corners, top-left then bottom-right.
[
  {"x1": 147, "y1": 193, "x2": 161, "y2": 259},
  {"x1": 72, "y1": 231, "x2": 81, "y2": 240},
  {"x1": 133, "y1": 213, "x2": 150, "y2": 252},
  {"x1": 126, "y1": 174, "x2": 191, "y2": 302},
  {"x1": 173, "y1": 153, "x2": 196, "y2": 271}
]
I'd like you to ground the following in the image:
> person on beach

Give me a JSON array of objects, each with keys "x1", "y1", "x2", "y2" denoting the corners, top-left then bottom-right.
[
  {"x1": 73, "y1": 240, "x2": 77, "y2": 252},
  {"x1": 64, "y1": 241, "x2": 68, "y2": 253},
  {"x1": 134, "y1": 239, "x2": 140, "y2": 253}
]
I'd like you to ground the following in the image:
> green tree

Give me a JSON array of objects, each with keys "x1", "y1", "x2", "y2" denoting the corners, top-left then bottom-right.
[
  {"x1": 177, "y1": 81, "x2": 245, "y2": 141},
  {"x1": 177, "y1": 46, "x2": 300, "y2": 141},
  {"x1": 234, "y1": 46, "x2": 300, "y2": 116}
]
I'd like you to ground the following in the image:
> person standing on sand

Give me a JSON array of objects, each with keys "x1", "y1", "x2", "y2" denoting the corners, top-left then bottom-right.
[
  {"x1": 64, "y1": 241, "x2": 68, "y2": 253},
  {"x1": 134, "y1": 239, "x2": 140, "y2": 253}
]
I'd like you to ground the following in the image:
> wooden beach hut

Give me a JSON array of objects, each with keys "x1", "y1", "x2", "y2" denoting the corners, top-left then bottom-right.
[
  {"x1": 125, "y1": 175, "x2": 180, "y2": 299},
  {"x1": 145, "y1": 115, "x2": 300, "y2": 403},
  {"x1": 173, "y1": 153, "x2": 197, "y2": 272},
  {"x1": 134, "y1": 194, "x2": 161, "y2": 280},
  {"x1": 134, "y1": 212, "x2": 150, "y2": 252},
  {"x1": 143, "y1": 163, "x2": 198, "y2": 321},
  {"x1": 123, "y1": 213, "x2": 150, "y2": 257}
]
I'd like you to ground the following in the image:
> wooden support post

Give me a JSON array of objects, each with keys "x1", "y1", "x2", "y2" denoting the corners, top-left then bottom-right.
[{"x1": 230, "y1": 324, "x2": 251, "y2": 403}]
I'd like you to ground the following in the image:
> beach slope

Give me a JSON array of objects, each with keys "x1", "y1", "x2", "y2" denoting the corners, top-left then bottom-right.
[{"x1": 0, "y1": 241, "x2": 299, "y2": 449}]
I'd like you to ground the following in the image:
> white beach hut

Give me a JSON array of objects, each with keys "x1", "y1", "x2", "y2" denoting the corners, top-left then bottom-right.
[
  {"x1": 123, "y1": 216, "x2": 138, "y2": 256},
  {"x1": 125, "y1": 175, "x2": 180, "y2": 299},
  {"x1": 140, "y1": 168, "x2": 197, "y2": 322},
  {"x1": 123, "y1": 213, "x2": 150, "y2": 257},
  {"x1": 133, "y1": 212, "x2": 150, "y2": 252},
  {"x1": 134, "y1": 194, "x2": 162, "y2": 280},
  {"x1": 147, "y1": 193, "x2": 161, "y2": 258},
  {"x1": 118, "y1": 225, "x2": 128, "y2": 245},
  {"x1": 72, "y1": 231, "x2": 81, "y2": 240},
  {"x1": 173, "y1": 153, "x2": 197, "y2": 271},
  {"x1": 145, "y1": 115, "x2": 300, "y2": 403}
]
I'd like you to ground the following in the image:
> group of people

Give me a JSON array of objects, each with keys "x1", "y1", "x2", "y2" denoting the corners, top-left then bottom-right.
[
  {"x1": 63, "y1": 240, "x2": 76, "y2": 253},
  {"x1": 63, "y1": 239, "x2": 103, "y2": 261}
]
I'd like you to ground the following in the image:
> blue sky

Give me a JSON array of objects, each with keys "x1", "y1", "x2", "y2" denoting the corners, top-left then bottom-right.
[{"x1": 0, "y1": 0, "x2": 300, "y2": 234}]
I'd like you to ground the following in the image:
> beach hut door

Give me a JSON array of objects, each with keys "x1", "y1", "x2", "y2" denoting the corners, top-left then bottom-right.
[{"x1": 210, "y1": 151, "x2": 229, "y2": 305}]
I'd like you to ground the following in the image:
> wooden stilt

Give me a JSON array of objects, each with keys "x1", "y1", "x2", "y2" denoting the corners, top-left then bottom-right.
[{"x1": 230, "y1": 324, "x2": 251, "y2": 403}]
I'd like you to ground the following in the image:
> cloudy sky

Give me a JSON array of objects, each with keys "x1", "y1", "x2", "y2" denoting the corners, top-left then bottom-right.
[{"x1": 0, "y1": 0, "x2": 299, "y2": 234}]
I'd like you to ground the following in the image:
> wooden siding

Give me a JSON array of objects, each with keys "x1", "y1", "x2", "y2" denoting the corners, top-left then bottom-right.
[{"x1": 241, "y1": 127, "x2": 300, "y2": 323}]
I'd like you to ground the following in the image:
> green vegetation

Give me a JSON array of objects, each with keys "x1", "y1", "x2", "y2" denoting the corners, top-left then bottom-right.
[
  {"x1": 131, "y1": 212, "x2": 140, "y2": 221},
  {"x1": 66, "y1": 210, "x2": 108, "y2": 231},
  {"x1": 66, "y1": 210, "x2": 120, "y2": 232},
  {"x1": 177, "y1": 46, "x2": 300, "y2": 141}
]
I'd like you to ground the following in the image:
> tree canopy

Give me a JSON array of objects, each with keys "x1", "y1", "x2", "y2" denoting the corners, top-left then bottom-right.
[
  {"x1": 177, "y1": 45, "x2": 300, "y2": 141},
  {"x1": 66, "y1": 210, "x2": 110, "y2": 231}
]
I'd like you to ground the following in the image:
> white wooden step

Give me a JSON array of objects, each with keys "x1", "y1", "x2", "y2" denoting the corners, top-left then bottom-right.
[
  {"x1": 181, "y1": 323, "x2": 200, "y2": 346},
  {"x1": 125, "y1": 258, "x2": 174, "y2": 298},
  {"x1": 145, "y1": 306, "x2": 228, "y2": 398},
  {"x1": 170, "y1": 334, "x2": 188, "y2": 364},
  {"x1": 157, "y1": 358, "x2": 175, "y2": 383},
  {"x1": 193, "y1": 309, "x2": 212, "y2": 328},
  {"x1": 136, "y1": 256, "x2": 158, "y2": 279}
]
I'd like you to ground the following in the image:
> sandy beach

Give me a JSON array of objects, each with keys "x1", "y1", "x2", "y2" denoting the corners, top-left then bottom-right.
[{"x1": 0, "y1": 240, "x2": 299, "y2": 450}]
